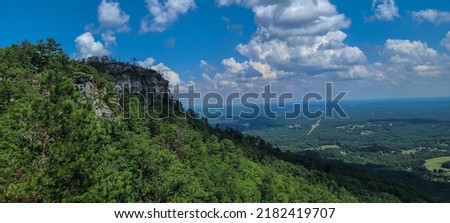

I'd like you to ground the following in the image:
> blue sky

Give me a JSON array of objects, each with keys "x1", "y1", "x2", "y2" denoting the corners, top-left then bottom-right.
[{"x1": 1, "y1": 0, "x2": 450, "y2": 100}]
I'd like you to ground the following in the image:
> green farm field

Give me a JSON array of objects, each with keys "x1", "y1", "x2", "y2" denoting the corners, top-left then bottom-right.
[{"x1": 424, "y1": 156, "x2": 450, "y2": 172}]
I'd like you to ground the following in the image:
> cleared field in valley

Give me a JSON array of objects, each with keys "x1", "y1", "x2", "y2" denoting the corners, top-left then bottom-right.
[{"x1": 424, "y1": 156, "x2": 450, "y2": 171}]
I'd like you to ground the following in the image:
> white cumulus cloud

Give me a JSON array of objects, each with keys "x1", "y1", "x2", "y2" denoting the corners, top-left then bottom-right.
[
  {"x1": 216, "y1": 0, "x2": 366, "y2": 80},
  {"x1": 138, "y1": 57, "x2": 181, "y2": 86},
  {"x1": 221, "y1": 58, "x2": 248, "y2": 74},
  {"x1": 385, "y1": 39, "x2": 438, "y2": 63},
  {"x1": 199, "y1": 60, "x2": 216, "y2": 71},
  {"x1": 371, "y1": 0, "x2": 400, "y2": 21},
  {"x1": 413, "y1": 65, "x2": 440, "y2": 77},
  {"x1": 249, "y1": 61, "x2": 277, "y2": 80},
  {"x1": 441, "y1": 31, "x2": 450, "y2": 51},
  {"x1": 412, "y1": 9, "x2": 450, "y2": 24},
  {"x1": 338, "y1": 65, "x2": 371, "y2": 79},
  {"x1": 236, "y1": 30, "x2": 366, "y2": 74},
  {"x1": 98, "y1": 0, "x2": 130, "y2": 31},
  {"x1": 220, "y1": 0, "x2": 350, "y2": 37},
  {"x1": 201, "y1": 72, "x2": 239, "y2": 90},
  {"x1": 141, "y1": 0, "x2": 196, "y2": 32},
  {"x1": 212, "y1": 0, "x2": 370, "y2": 91},
  {"x1": 76, "y1": 1, "x2": 130, "y2": 57},
  {"x1": 383, "y1": 39, "x2": 449, "y2": 78},
  {"x1": 75, "y1": 32, "x2": 109, "y2": 58},
  {"x1": 101, "y1": 31, "x2": 117, "y2": 47}
]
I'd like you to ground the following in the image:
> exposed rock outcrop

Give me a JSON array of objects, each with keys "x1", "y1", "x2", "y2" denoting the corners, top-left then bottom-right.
[
  {"x1": 85, "y1": 58, "x2": 170, "y2": 95},
  {"x1": 76, "y1": 57, "x2": 171, "y2": 118},
  {"x1": 75, "y1": 78, "x2": 114, "y2": 118}
]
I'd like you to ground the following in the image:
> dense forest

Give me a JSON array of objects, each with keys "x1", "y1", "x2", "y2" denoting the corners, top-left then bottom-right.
[{"x1": 0, "y1": 39, "x2": 432, "y2": 202}]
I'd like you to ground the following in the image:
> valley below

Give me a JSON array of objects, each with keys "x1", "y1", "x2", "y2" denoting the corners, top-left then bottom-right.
[{"x1": 210, "y1": 98, "x2": 450, "y2": 201}]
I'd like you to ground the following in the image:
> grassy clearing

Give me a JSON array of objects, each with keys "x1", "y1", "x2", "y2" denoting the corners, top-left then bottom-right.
[
  {"x1": 424, "y1": 156, "x2": 450, "y2": 172},
  {"x1": 321, "y1": 145, "x2": 341, "y2": 149},
  {"x1": 402, "y1": 149, "x2": 417, "y2": 155},
  {"x1": 304, "y1": 145, "x2": 341, "y2": 151},
  {"x1": 360, "y1": 130, "x2": 374, "y2": 136},
  {"x1": 336, "y1": 124, "x2": 367, "y2": 131}
]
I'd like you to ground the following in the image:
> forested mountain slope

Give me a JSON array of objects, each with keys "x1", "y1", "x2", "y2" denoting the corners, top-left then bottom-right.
[{"x1": 0, "y1": 40, "x2": 428, "y2": 202}]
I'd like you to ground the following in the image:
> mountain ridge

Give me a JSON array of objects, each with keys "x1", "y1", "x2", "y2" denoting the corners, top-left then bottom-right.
[{"x1": 0, "y1": 39, "x2": 430, "y2": 202}]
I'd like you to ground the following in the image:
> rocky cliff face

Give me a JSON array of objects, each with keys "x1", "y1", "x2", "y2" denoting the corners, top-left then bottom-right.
[
  {"x1": 85, "y1": 58, "x2": 170, "y2": 95},
  {"x1": 75, "y1": 78, "x2": 114, "y2": 118},
  {"x1": 76, "y1": 58, "x2": 171, "y2": 118}
]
